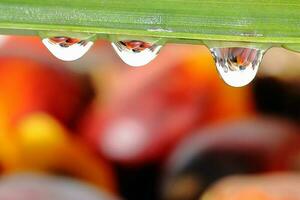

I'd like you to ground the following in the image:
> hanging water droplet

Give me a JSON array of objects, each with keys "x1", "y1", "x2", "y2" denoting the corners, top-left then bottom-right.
[
  {"x1": 42, "y1": 36, "x2": 93, "y2": 61},
  {"x1": 210, "y1": 47, "x2": 264, "y2": 87},
  {"x1": 111, "y1": 40, "x2": 162, "y2": 67}
]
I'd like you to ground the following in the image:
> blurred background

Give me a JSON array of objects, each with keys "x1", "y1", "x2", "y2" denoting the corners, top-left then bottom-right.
[{"x1": 0, "y1": 35, "x2": 299, "y2": 200}]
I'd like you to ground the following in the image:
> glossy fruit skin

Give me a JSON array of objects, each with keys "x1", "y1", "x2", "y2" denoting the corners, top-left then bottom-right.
[
  {"x1": 202, "y1": 173, "x2": 300, "y2": 200},
  {"x1": 0, "y1": 113, "x2": 116, "y2": 194},
  {"x1": 161, "y1": 117, "x2": 300, "y2": 200},
  {"x1": 0, "y1": 52, "x2": 116, "y2": 190},
  {"x1": 79, "y1": 47, "x2": 254, "y2": 165},
  {"x1": 0, "y1": 56, "x2": 93, "y2": 128}
]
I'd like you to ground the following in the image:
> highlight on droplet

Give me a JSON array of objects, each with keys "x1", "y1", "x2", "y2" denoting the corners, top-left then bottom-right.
[
  {"x1": 111, "y1": 39, "x2": 163, "y2": 67},
  {"x1": 210, "y1": 47, "x2": 265, "y2": 87}
]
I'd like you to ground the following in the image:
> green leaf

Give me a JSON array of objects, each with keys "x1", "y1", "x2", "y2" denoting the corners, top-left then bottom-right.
[{"x1": 0, "y1": 0, "x2": 299, "y2": 48}]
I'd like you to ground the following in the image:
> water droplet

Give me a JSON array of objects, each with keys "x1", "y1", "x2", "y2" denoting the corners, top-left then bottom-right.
[
  {"x1": 111, "y1": 40, "x2": 162, "y2": 67},
  {"x1": 42, "y1": 36, "x2": 93, "y2": 61},
  {"x1": 210, "y1": 47, "x2": 264, "y2": 87}
]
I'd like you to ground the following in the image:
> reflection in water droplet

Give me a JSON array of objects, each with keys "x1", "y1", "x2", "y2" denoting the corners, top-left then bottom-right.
[
  {"x1": 210, "y1": 47, "x2": 264, "y2": 87},
  {"x1": 42, "y1": 36, "x2": 93, "y2": 61},
  {"x1": 112, "y1": 40, "x2": 162, "y2": 67}
]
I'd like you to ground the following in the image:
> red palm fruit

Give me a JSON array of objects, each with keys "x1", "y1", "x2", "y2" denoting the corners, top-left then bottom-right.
[
  {"x1": 0, "y1": 57, "x2": 93, "y2": 128},
  {"x1": 202, "y1": 173, "x2": 300, "y2": 200},
  {"x1": 161, "y1": 117, "x2": 300, "y2": 200},
  {"x1": 79, "y1": 46, "x2": 253, "y2": 165},
  {"x1": 0, "y1": 113, "x2": 116, "y2": 194}
]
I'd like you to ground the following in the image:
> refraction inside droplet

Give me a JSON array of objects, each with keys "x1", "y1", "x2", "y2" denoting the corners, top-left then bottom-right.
[
  {"x1": 111, "y1": 40, "x2": 162, "y2": 67},
  {"x1": 42, "y1": 36, "x2": 93, "y2": 61},
  {"x1": 210, "y1": 47, "x2": 264, "y2": 87}
]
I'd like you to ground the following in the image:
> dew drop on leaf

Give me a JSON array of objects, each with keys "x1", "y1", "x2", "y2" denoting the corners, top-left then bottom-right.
[
  {"x1": 42, "y1": 36, "x2": 93, "y2": 61},
  {"x1": 112, "y1": 40, "x2": 162, "y2": 67},
  {"x1": 210, "y1": 47, "x2": 264, "y2": 87}
]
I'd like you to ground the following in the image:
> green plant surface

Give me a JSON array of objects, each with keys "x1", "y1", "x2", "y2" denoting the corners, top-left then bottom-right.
[{"x1": 0, "y1": 0, "x2": 299, "y2": 47}]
